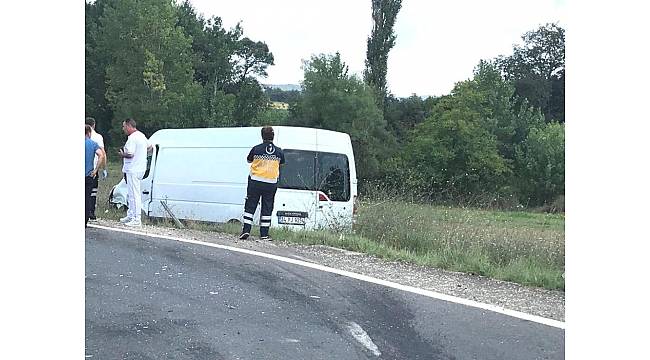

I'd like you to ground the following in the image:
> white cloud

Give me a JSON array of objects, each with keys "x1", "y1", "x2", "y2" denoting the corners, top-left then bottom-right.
[{"x1": 189, "y1": 0, "x2": 565, "y2": 97}]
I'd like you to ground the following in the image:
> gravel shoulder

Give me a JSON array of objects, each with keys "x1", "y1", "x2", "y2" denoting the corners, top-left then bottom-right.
[{"x1": 90, "y1": 219, "x2": 565, "y2": 322}]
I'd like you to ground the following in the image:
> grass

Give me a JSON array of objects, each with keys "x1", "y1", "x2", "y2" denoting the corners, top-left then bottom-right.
[
  {"x1": 355, "y1": 201, "x2": 564, "y2": 290},
  {"x1": 94, "y1": 158, "x2": 565, "y2": 290}
]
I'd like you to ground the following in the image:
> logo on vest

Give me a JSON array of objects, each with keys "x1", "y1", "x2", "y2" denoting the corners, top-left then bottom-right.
[{"x1": 265, "y1": 144, "x2": 275, "y2": 155}]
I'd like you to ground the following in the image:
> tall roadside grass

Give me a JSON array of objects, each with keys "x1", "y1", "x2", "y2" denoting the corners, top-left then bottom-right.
[
  {"x1": 354, "y1": 200, "x2": 564, "y2": 290},
  {"x1": 93, "y1": 159, "x2": 564, "y2": 290}
]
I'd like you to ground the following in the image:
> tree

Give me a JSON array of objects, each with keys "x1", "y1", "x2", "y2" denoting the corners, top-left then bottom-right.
[
  {"x1": 403, "y1": 83, "x2": 511, "y2": 200},
  {"x1": 470, "y1": 60, "x2": 520, "y2": 161},
  {"x1": 232, "y1": 38, "x2": 274, "y2": 87},
  {"x1": 85, "y1": 0, "x2": 114, "y2": 141},
  {"x1": 291, "y1": 53, "x2": 390, "y2": 179},
  {"x1": 176, "y1": 2, "x2": 242, "y2": 92},
  {"x1": 98, "y1": 0, "x2": 202, "y2": 136},
  {"x1": 398, "y1": 60, "x2": 549, "y2": 204},
  {"x1": 458, "y1": 60, "x2": 546, "y2": 162},
  {"x1": 228, "y1": 38, "x2": 274, "y2": 125},
  {"x1": 497, "y1": 23, "x2": 565, "y2": 122},
  {"x1": 264, "y1": 87, "x2": 300, "y2": 104},
  {"x1": 232, "y1": 78, "x2": 268, "y2": 126},
  {"x1": 202, "y1": 90, "x2": 236, "y2": 127},
  {"x1": 515, "y1": 122, "x2": 565, "y2": 206},
  {"x1": 384, "y1": 94, "x2": 435, "y2": 145},
  {"x1": 176, "y1": 1, "x2": 242, "y2": 127},
  {"x1": 253, "y1": 107, "x2": 290, "y2": 126},
  {"x1": 364, "y1": 0, "x2": 402, "y2": 108}
]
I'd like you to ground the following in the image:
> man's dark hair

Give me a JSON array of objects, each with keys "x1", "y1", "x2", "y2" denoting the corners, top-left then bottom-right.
[
  {"x1": 261, "y1": 126, "x2": 274, "y2": 141},
  {"x1": 85, "y1": 117, "x2": 96, "y2": 127},
  {"x1": 85, "y1": 124, "x2": 92, "y2": 135},
  {"x1": 124, "y1": 118, "x2": 137, "y2": 128}
]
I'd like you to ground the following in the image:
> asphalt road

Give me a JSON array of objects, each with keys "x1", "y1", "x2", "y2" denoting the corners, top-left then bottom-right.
[{"x1": 85, "y1": 227, "x2": 564, "y2": 360}]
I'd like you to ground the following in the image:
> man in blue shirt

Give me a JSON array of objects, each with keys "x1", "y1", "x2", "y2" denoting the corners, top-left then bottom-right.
[{"x1": 86, "y1": 125, "x2": 105, "y2": 227}]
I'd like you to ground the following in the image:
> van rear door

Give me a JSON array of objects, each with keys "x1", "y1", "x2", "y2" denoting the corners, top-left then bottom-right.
[
  {"x1": 315, "y1": 151, "x2": 353, "y2": 230},
  {"x1": 276, "y1": 149, "x2": 318, "y2": 230},
  {"x1": 276, "y1": 149, "x2": 353, "y2": 230}
]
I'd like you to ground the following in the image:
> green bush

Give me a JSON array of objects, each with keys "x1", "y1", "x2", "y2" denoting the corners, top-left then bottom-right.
[{"x1": 515, "y1": 122, "x2": 565, "y2": 206}]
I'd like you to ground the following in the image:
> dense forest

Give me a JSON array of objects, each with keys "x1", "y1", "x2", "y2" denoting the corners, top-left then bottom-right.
[{"x1": 86, "y1": 0, "x2": 564, "y2": 209}]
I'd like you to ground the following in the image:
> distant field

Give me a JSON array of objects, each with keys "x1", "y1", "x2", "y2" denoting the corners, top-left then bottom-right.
[
  {"x1": 270, "y1": 101, "x2": 289, "y2": 110},
  {"x1": 94, "y1": 159, "x2": 564, "y2": 290}
]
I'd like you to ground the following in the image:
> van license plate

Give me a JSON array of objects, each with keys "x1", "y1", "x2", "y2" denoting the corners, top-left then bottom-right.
[{"x1": 278, "y1": 216, "x2": 306, "y2": 225}]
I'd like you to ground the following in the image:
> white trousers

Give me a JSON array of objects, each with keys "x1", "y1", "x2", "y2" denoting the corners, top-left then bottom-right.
[{"x1": 125, "y1": 171, "x2": 145, "y2": 221}]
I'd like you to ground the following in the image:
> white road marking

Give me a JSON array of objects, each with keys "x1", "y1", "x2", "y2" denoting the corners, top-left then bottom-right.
[
  {"x1": 281, "y1": 338, "x2": 300, "y2": 343},
  {"x1": 346, "y1": 321, "x2": 381, "y2": 356},
  {"x1": 290, "y1": 254, "x2": 316, "y2": 263},
  {"x1": 88, "y1": 224, "x2": 566, "y2": 329}
]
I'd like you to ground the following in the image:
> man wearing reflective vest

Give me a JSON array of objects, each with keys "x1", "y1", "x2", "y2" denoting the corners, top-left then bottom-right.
[{"x1": 239, "y1": 126, "x2": 285, "y2": 240}]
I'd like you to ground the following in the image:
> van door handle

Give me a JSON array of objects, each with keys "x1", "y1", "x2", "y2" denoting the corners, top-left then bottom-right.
[{"x1": 143, "y1": 191, "x2": 150, "y2": 194}]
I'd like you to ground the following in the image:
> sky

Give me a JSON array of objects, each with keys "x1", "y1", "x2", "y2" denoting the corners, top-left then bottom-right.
[{"x1": 188, "y1": 0, "x2": 566, "y2": 98}]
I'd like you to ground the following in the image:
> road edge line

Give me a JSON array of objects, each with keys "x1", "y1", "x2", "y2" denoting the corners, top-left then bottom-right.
[{"x1": 87, "y1": 224, "x2": 566, "y2": 329}]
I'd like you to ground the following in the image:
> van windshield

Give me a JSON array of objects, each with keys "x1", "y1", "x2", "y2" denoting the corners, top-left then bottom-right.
[{"x1": 278, "y1": 149, "x2": 351, "y2": 201}]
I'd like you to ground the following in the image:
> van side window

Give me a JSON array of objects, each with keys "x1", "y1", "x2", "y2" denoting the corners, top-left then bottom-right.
[
  {"x1": 316, "y1": 152, "x2": 350, "y2": 201},
  {"x1": 142, "y1": 145, "x2": 157, "y2": 179},
  {"x1": 278, "y1": 150, "x2": 316, "y2": 190}
]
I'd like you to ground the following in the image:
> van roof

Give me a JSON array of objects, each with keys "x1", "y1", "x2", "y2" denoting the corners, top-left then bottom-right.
[{"x1": 149, "y1": 126, "x2": 352, "y2": 149}]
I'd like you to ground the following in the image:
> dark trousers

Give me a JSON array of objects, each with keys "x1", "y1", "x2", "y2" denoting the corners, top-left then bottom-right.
[
  {"x1": 242, "y1": 178, "x2": 277, "y2": 237},
  {"x1": 89, "y1": 174, "x2": 99, "y2": 218},
  {"x1": 85, "y1": 175, "x2": 94, "y2": 227}
]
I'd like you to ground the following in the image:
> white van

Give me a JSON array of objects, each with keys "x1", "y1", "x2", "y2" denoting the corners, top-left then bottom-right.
[{"x1": 109, "y1": 126, "x2": 358, "y2": 231}]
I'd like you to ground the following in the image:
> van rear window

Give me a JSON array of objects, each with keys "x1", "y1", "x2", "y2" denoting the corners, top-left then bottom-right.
[{"x1": 278, "y1": 150, "x2": 351, "y2": 201}]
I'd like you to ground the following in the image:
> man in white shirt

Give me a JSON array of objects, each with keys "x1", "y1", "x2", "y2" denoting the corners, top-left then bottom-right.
[
  {"x1": 85, "y1": 117, "x2": 107, "y2": 221},
  {"x1": 118, "y1": 118, "x2": 151, "y2": 227}
]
